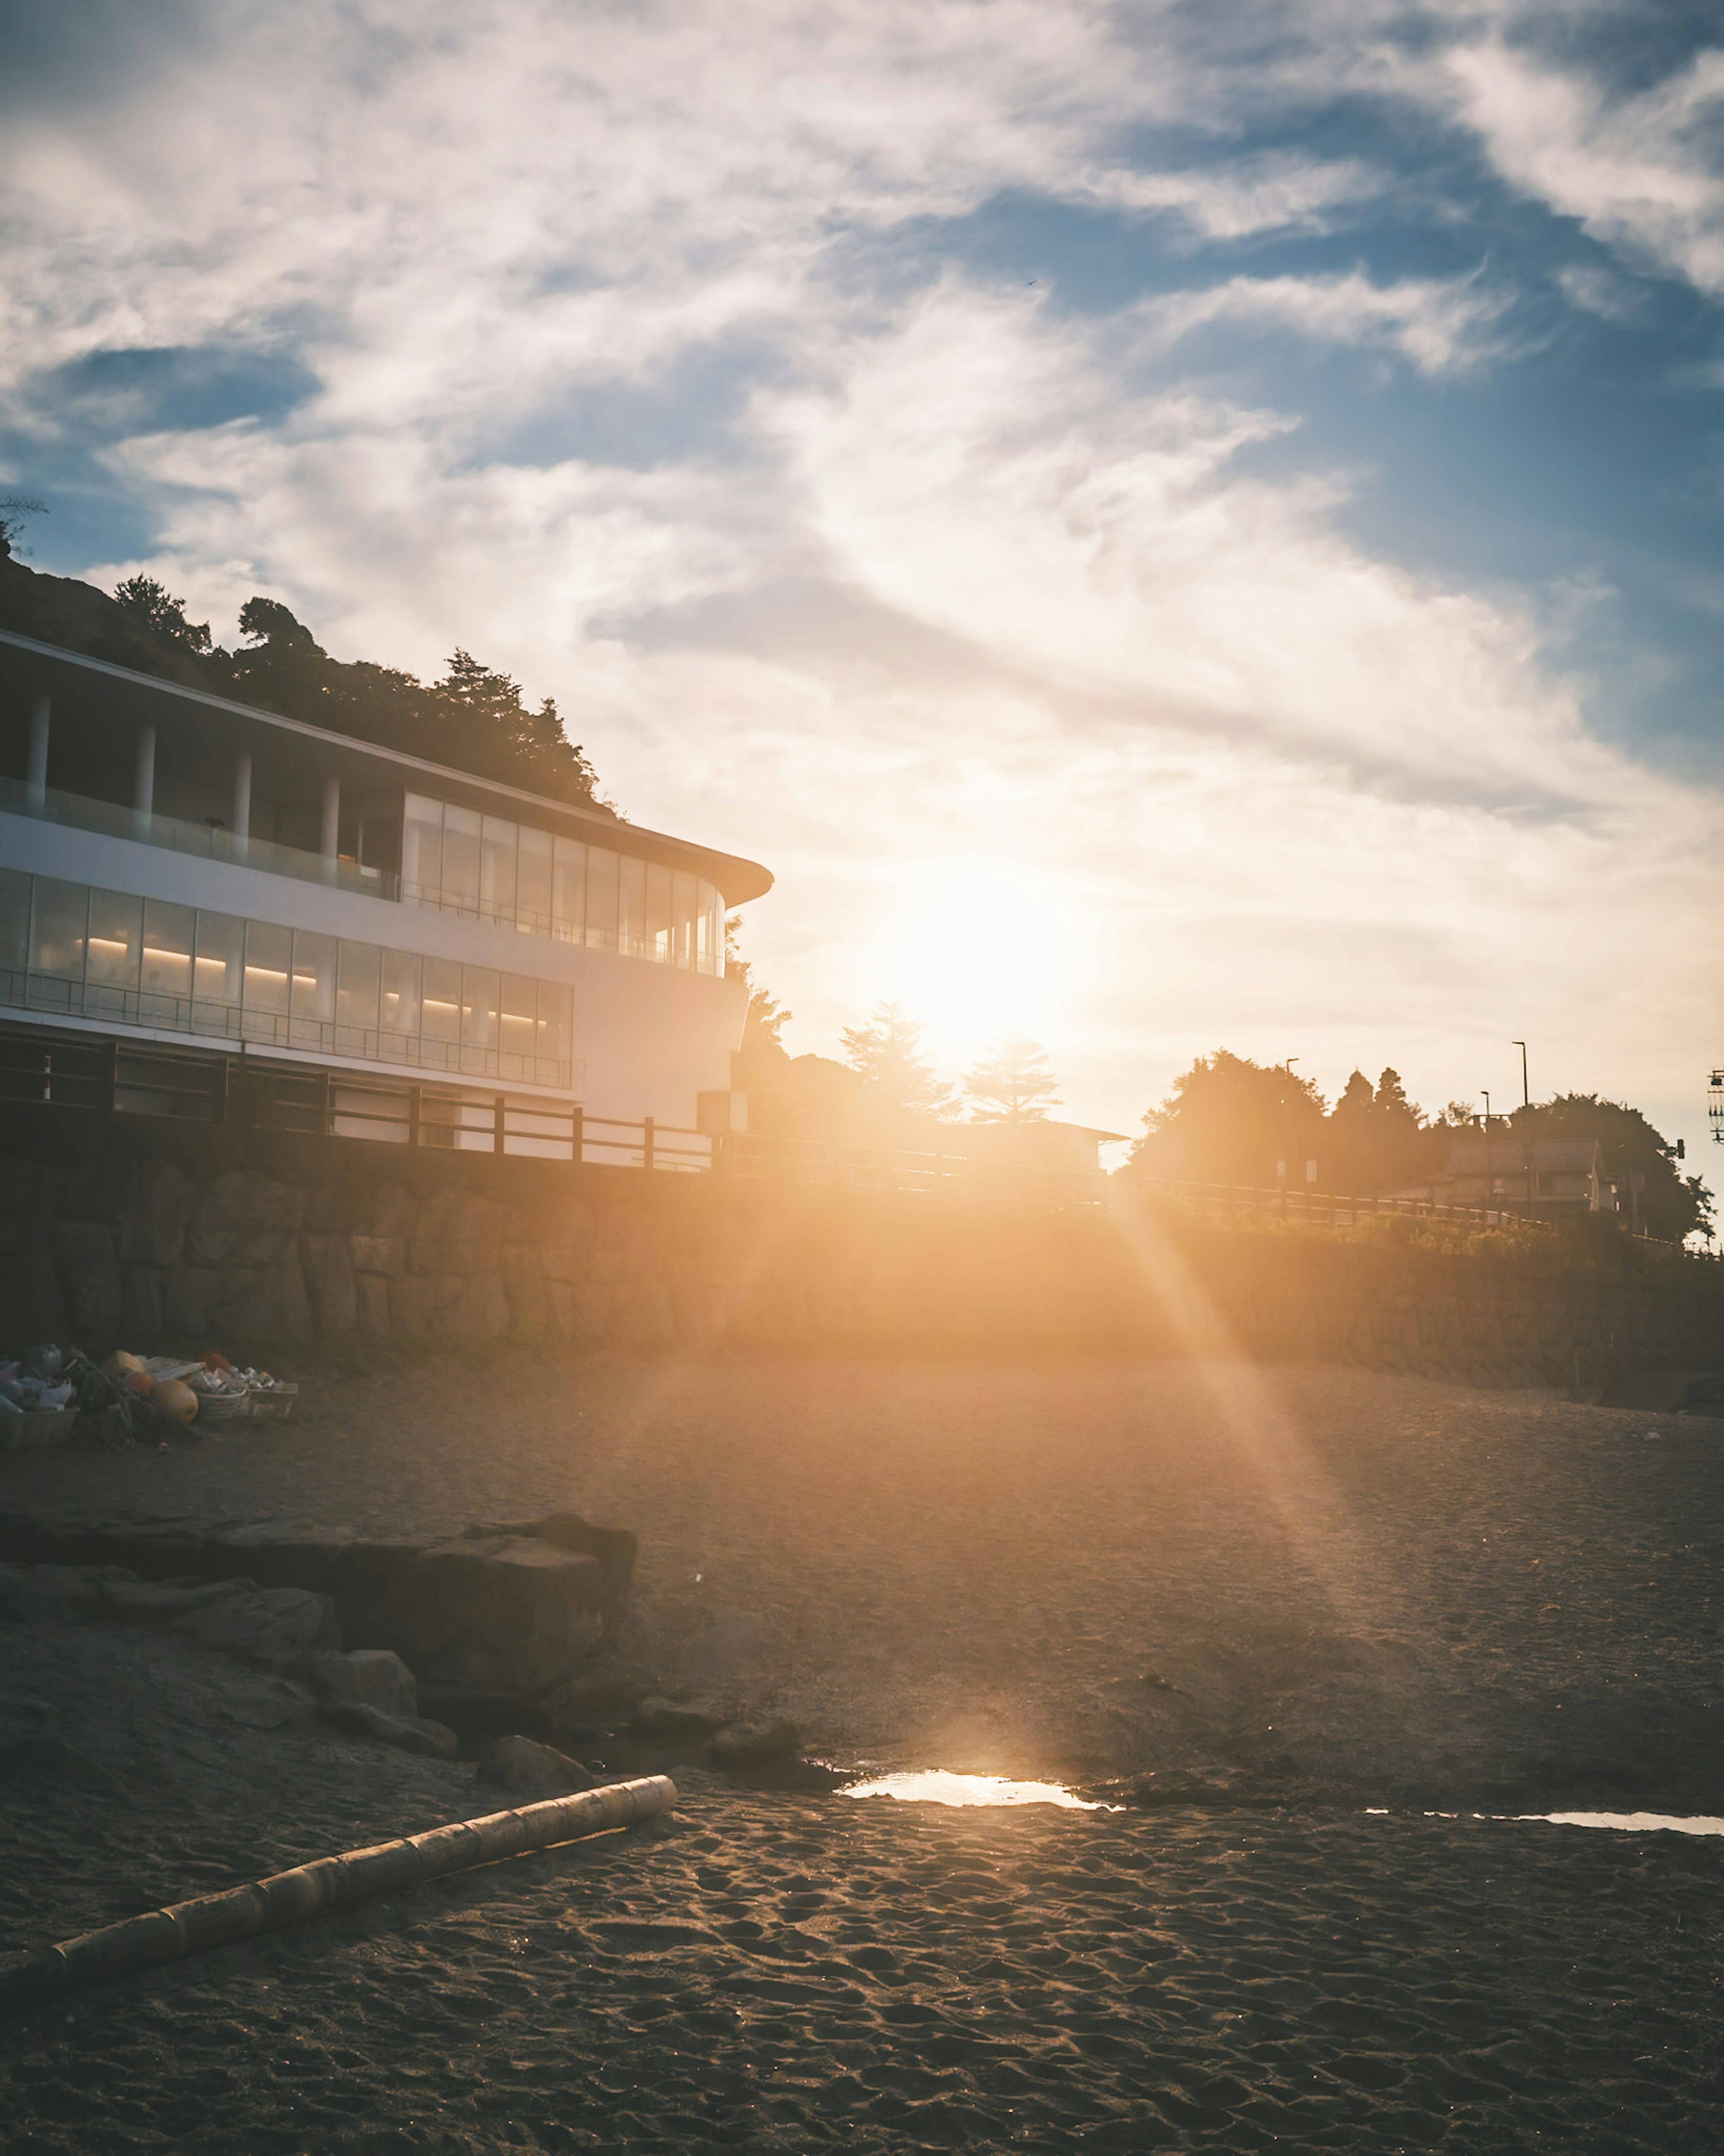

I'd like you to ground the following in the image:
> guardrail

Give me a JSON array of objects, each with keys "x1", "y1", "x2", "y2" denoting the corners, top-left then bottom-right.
[
  {"x1": 722, "y1": 1130, "x2": 1108, "y2": 1208},
  {"x1": 1134, "y1": 1177, "x2": 1556, "y2": 1234}
]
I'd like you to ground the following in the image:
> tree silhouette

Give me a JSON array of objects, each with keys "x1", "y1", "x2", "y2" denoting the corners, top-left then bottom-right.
[
  {"x1": 963, "y1": 1036, "x2": 1060, "y2": 1124},
  {"x1": 114, "y1": 574, "x2": 211, "y2": 655},
  {"x1": 1130, "y1": 1049, "x2": 1326, "y2": 1186},
  {"x1": 841, "y1": 1004, "x2": 954, "y2": 1118}
]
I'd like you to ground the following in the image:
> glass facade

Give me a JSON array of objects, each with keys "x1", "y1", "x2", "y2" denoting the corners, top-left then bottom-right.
[
  {"x1": 399, "y1": 792, "x2": 724, "y2": 972},
  {"x1": 0, "y1": 867, "x2": 576, "y2": 1091}
]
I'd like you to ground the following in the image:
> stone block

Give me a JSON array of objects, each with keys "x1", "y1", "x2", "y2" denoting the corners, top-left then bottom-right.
[
  {"x1": 161, "y1": 1264, "x2": 220, "y2": 1336},
  {"x1": 120, "y1": 1162, "x2": 196, "y2": 1267},
  {"x1": 218, "y1": 1261, "x2": 314, "y2": 1340},
  {"x1": 501, "y1": 1260, "x2": 548, "y2": 1339},
  {"x1": 475, "y1": 1733, "x2": 594, "y2": 1795},
  {"x1": 544, "y1": 1281, "x2": 576, "y2": 1339},
  {"x1": 302, "y1": 1232, "x2": 357, "y2": 1335},
  {"x1": 120, "y1": 1265, "x2": 164, "y2": 1339},
  {"x1": 329, "y1": 1536, "x2": 609, "y2": 1692},
  {"x1": 388, "y1": 1274, "x2": 442, "y2": 1335},
  {"x1": 307, "y1": 1647, "x2": 418, "y2": 1719},
  {"x1": 457, "y1": 1273, "x2": 511, "y2": 1338},
  {"x1": 571, "y1": 1281, "x2": 612, "y2": 1339},
  {"x1": 54, "y1": 1220, "x2": 122, "y2": 1338},
  {"x1": 319, "y1": 1700, "x2": 457, "y2": 1757},
  {"x1": 171, "y1": 1586, "x2": 341, "y2": 1669},
  {"x1": 350, "y1": 1184, "x2": 414, "y2": 1240},
  {"x1": 355, "y1": 1273, "x2": 391, "y2": 1335},
  {"x1": 349, "y1": 1235, "x2": 407, "y2": 1275}
]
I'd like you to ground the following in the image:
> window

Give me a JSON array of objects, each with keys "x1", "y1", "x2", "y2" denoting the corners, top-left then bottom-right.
[
  {"x1": 337, "y1": 941, "x2": 382, "y2": 1034},
  {"x1": 500, "y1": 972, "x2": 538, "y2": 1067},
  {"x1": 461, "y1": 966, "x2": 499, "y2": 1054},
  {"x1": 31, "y1": 880, "x2": 88, "y2": 980},
  {"x1": 194, "y1": 912, "x2": 243, "y2": 1010},
  {"x1": 518, "y1": 825, "x2": 553, "y2": 934},
  {"x1": 481, "y1": 816, "x2": 518, "y2": 922},
  {"x1": 420, "y1": 957, "x2": 462, "y2": 1046},
  {"x1": 380, "y1": 949, "x2": 421, "y2": 1038},
  {"x1": 141, "y1": 900, "x2": 194, "y2": 1002},
  {"x1": 243, "y1": 921, "x2": 291, "y2": 1015},
  {"x1": 646, "y1": 862, "x2": 673, "y2": 963},
  {"x1": 537, "y1": 981, "x2": 573, "y2": 1067},
  {"x1": 585, "y1": 846, "x2": 618, "y2": 950},
  {"x1": 550, "y1": 835, "x2": 584, "y2": 941},
  {"x1": 291, "y1": 930, "x2": 337, "y2": 1028},
  {"x1": 619, "y1": 854, "x2": 646, "y2": 958},
  {"x1": 0, "y1": 869, "x2": 27, "y2": 973},
  {"x1": 440, "y1": 804, "x2": 481, "y2": 915},
  {"x1": 85, "y1": 891, "x2": 142, "y2": 993},
  {"x1": 401, "y1": 794, "x2": 444, "y2": 902},
  {"x1": 672, "y1": 870, "x2": 698, "y2": 970}
]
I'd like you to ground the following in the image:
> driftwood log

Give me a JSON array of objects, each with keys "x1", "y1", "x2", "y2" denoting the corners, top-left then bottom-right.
[{"x1": 0, "y1": 1773, "x2": 677, "y2": 2015}]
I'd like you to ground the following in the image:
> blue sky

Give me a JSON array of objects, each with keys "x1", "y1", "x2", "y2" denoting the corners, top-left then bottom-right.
[{"x1": 2, "y1": 0, "x2": 1722, "y2": 1161}]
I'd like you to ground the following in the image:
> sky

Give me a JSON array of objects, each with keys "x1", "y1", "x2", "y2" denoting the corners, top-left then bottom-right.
[{"x1": 3, "y1": 0, "x2": 1723, "y2": 1165}]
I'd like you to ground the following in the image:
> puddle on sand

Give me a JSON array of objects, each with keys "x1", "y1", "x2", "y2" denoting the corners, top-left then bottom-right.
[
  {"x1": 1515, "y1": 1811, "x2": 1724, "y2": 1837},
  {"x1": 844, "y1": 1770, "x2": 1118, "y2": 1811}
]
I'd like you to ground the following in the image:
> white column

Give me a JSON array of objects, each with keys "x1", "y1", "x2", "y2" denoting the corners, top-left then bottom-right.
[
  {"x1": 26, "y1": 692, "x2": 49, "y2": 804},
  {"x1": 232, "y1": 750, "x2": 252, "y2": 842},
  {"x1": 134, "y1": 723, "x2": 157, "y2": 819},
  {"x1": 320, "y1": 772, "x2": 340, "y2": 869}
]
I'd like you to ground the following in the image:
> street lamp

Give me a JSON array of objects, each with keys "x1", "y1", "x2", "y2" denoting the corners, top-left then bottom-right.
[
  {"x1": 1511, "y1": 1041, "x2": 1530, "y2": 1212},
  {"x1": 1511, "y1": 1041, "x2": 1529, "y2": 1107},
  {"x1": 1482, "y1": 1089, "x2": 1493, "y2": 1217}
]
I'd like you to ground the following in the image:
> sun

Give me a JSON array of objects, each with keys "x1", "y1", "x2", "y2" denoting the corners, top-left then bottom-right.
[{"x1": 866, "y1": 861, "x2": 1091, "y2": 1070}]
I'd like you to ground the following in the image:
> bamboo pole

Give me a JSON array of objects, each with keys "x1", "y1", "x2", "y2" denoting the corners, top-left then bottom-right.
[{"x1": 0, "y1": 1775, "x2": 676, "y2": 2015}]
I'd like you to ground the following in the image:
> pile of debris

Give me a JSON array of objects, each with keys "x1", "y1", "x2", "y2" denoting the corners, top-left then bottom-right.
[{"x1": 0, "y1": 1345, "x2": 297, "y2": 1451}]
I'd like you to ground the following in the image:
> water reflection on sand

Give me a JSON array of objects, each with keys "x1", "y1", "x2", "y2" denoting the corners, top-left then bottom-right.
[{"x1": 844, "y1": 1770, "x2": 1119, "y2": 1810}]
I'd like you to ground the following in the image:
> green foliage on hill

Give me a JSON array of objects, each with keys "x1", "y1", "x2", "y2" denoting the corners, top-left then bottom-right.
[{"x1": 0, "y1": 540, "x2": 612, "y2": 812}]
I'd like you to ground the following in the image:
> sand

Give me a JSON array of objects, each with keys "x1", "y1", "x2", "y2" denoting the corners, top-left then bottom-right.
[{"x1": 2, "y1": 1354, "x2": 1722, "y2": 2149}]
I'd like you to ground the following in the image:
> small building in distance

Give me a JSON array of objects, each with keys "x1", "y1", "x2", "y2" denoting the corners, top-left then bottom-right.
[
  {"x1": 956, "y1": 1119, "x2": 1130, "y2": 1177},
  {"x1": 1386, "y1": 1135, "x2": 1609, "y2": 1218}
]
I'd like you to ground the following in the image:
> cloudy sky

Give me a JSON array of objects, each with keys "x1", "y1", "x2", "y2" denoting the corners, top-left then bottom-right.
[{"x1": 4, "y1": 0, "x2": 1723, "y2": 1156}]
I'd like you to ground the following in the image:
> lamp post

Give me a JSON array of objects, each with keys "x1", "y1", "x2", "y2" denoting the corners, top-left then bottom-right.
[
  {"x1": 1482, "y1": 1089, "x2": 1493, "y2": 1219},
  {"x1": 1511, "y1": 1041, "x2": 1528, "y2": 1107},
  {"x1": 1277, "y1": 1059, "x2": 1298, "y2": 1206}
]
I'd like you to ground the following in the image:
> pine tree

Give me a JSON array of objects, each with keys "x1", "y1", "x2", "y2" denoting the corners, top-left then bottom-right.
[
  {"x1": 840, "y1": 1004, "x2": 954, "y2": 1118},
  {"x1": 962, "y1": 1036, "x2": 1060, "y2": 1124}
]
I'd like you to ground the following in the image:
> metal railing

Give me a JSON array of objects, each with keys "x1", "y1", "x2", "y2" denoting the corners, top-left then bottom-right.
[
  {"x1": 0, "y1": 776, "x2": 400, "y2": 900},
  {"x1": 1135, "y1": 1177, "x2": 1556, "y2": 1235},
  {"x1": 723, "y1": 1129, "x2": 1110, "y2": 1209},
  {"x1": 400, "y1": 881, "x2": 723, "y2": 974},
  {"x1": 0, "y1": 967, "x2": 580, "y2": 1094}
]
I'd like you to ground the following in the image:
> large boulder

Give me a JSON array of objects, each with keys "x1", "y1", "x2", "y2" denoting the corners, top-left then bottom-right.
[
  {"x1": 319, "y1": 1699, "x2": 458, "y2": 1758},
  {"x1": 475, "y1": 1733, "x2": 596, "y2": 1795},
  {"x1": 307, "y1": 1648, "x2": 418, "y2": 1719},
  {"x1": 170, "y1": 1586, "x2": 341, "y2": 1670},
  {"x1": 329, "y1": 1537, "x2": 608, "y2": 1693}
]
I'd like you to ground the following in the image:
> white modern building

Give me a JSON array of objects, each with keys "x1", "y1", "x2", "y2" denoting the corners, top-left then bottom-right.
[{"x1": 0, "y1": 629, "x2": 770, "y2": 1158}]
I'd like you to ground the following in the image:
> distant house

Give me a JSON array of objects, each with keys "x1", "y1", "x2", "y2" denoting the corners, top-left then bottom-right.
[
  {"x1": 955, "y1": 1120, "x2": 1130, "y2": 1176},
  {"x1": 1386, "y1": 1136, "x2": 1608, "y2": 1217}
]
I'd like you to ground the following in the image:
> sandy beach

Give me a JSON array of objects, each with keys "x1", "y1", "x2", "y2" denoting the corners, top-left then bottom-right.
[{"x1": 3, "y1": 1354, "x2": 1722, "y2": 2149}]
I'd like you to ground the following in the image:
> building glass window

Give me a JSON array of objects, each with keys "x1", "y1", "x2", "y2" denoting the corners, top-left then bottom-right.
[
  {"x1": 518, "y1": 825, "x2": 553, "y2": 934},
  {"x1": 380, "y1": 948, "x2": 421, "y2": 1037},
  {"x1": 401, "y1": 794, "x2": 444, "y2": 902},
  {"x1": 619, "y1": 854, "x2": 646, "y2": 959},
  {"x1": 194, "y1": 912, "x2": 243, "y2": 1010},
  {"x1": 537, "y1": 980, "x2": 572, "y2": 1066},
  {"x1": 31, "y1": 880, "x2": 88, "y2": 980},
  {"x1": 499, "y1": 972, "x2": 537, "y2": 1067},
  {"x1": 550, "y1": 836, "x2": 584, "y2": 942},
  {"x1": 141, "y1": 900, "x2": 194, "y2": 1001},
  {"x1": 481, "y1": 816, "x2": 518, "y2": 923},
  {"x1": 461, "y1": 966, "x2": 499, "y2": 1054},
  {"x1": 420, "y1": 957, "x2": 462, "y2": 1047},
  {"x1": 585, "y1": 846, "x2": 618, "y2": 950},
  {"x1": 0, "y1": 869, "x2": 28, "y2": 973},
  {"x1": 440, "y1": 804, "x2": 481, "y2": 916},
  {"x1": 85, "y1": 890, "x2": 142, "y2": 992},
  {"x1": 646, "y1": 862, "x2": 673, "y2": 963},
  {"x1": 671, "y1": 870, "x2": 698, "y2": 970},
  {"x1": 243, "y1": 921, "x2": 291, "y2": 1015},
  {"x1": 337, "y1": 941, "x2": 382, "y2": 1034},
  {"x1": 291, "y1": 930, "x2": 337, "y2": 1029}
]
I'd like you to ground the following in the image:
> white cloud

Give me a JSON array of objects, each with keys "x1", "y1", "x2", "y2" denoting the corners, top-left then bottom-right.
[
  {"x1": 1441, "y1": 38, "x2": 1724, "y2": 295},
  {"x1": 1132, "y1": 266, "x2": 1514, "y2": 375}
]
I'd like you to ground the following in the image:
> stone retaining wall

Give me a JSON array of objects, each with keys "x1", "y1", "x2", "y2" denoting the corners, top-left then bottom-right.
[{"x1": 2, "y1": 1107, "x2": 1721, "y2": 1386}]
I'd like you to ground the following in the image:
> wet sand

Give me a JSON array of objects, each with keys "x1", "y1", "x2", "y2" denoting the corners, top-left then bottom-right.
[{"x1": 3, "y1": 1355, "x2": 1723, "y2": 2148}]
